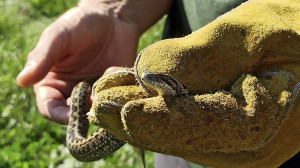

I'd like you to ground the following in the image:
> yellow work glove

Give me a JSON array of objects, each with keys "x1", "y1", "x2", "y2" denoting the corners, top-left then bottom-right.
[{"x1": 88, "y1": 0, "x2": 300, "y2": 167}]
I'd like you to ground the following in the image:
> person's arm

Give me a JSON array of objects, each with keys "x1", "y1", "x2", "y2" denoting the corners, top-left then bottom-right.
[
  {"x1": 17, "y1": 0, "x2": 173, "y2": 124},
  {"x1": 78, "y1": 0, "x2": 173, "y2": 35}
]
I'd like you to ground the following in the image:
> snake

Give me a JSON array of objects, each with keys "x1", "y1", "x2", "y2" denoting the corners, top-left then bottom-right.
[
  {"x1": 66, "y1": 77, "x2": 125, "y2": 162},
  {"x1": 66, "y1": 50, "x2": 189, "y2": 164}
]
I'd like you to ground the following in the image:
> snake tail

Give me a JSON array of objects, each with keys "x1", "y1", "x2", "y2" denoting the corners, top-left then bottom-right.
[{"x1": 66, "y1": 77, "x2": 125, "y2": 162}]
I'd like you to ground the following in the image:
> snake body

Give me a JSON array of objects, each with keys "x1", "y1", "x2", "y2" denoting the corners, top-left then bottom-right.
[
  {"x1": 66, "y1": 51, "x2": 188, "y2": 163},
  {"x1": 66, "y1": 77, "x2": 124, "y2": 161}
]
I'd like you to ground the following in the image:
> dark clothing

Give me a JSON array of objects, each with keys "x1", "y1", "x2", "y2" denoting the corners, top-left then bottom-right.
[{"x1": 163, "y1": 0, "x2": 247, "y2": 39}]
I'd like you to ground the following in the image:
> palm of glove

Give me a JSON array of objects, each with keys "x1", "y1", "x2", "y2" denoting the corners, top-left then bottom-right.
[{"x1": 88, "y1": 0, "x2": 300, "y2": 167}]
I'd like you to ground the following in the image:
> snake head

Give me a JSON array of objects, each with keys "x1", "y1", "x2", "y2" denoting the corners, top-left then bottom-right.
[{"x1": 141, "y1": 71, "x2": 189, "y2": 97}]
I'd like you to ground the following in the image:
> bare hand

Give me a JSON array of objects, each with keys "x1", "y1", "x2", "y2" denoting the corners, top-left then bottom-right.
[{"x1": 17, "y1": 4, "x2": 138, "y2": 124}]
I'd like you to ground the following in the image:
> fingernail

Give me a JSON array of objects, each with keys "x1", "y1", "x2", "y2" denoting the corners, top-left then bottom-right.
[{"x1": 18, "y1": 61, "x2": 36, "y2": 78}]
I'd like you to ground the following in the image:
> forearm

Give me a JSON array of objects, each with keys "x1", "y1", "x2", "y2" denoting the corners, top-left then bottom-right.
[{"x1": 78, "y1": 0, "x2": 173, "y2": 35}]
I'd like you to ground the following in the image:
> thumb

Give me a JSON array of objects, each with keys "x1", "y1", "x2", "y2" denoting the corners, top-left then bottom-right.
[{"x1": 17, "y1": 24, "x2": 67, "y2": 87}]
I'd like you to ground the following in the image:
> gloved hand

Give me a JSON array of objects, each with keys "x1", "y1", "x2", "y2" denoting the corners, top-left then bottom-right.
[{"x1": 88, "y1": 0, "x2": 300, "y2": 167}]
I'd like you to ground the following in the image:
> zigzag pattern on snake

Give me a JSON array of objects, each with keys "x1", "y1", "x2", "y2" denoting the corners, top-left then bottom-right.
[{"x1": 66, "y1": 77, "x2": 124, "y2": 162}]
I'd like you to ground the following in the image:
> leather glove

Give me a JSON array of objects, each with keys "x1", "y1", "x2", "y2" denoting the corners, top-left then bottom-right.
[{"x1": 88, "y1": 0, "x2": 300, "y2": 167}]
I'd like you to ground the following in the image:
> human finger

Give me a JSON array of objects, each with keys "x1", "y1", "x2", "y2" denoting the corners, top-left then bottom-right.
[
  {"x1": 17, "y1": 21, "x2": 68, "y2": 87},
  {"x1": 34, "y1": 84, "x2": 70, "y2": 125},
  {"x1": 102, "y1": 66, "x2": 124, "y2": 76}
]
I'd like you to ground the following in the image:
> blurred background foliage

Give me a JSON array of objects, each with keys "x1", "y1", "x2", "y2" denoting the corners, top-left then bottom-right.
[{"x1": 0, "y1": 0, "x2": 164, "y2": 167}]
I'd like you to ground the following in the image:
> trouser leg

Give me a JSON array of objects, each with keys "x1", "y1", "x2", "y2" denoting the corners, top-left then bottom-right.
[{"x1": 154, "y1": 153, "x2": 192, "y2": 168}]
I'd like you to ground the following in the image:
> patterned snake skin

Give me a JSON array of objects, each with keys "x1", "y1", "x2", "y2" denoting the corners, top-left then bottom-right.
[{"x1": 66, "y1": 77, "x2": 125, "y2": 162}]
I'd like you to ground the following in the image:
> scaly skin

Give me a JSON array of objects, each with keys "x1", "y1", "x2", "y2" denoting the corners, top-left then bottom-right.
[
  {"x1": 66, "y1": 66, "x2": 187, "y2": 164},
  {"x1": 66, "y1": 77, "x2": 124, "y2": 162}
]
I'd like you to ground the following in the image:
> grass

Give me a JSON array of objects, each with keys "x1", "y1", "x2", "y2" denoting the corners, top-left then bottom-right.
[{"x1": 0, "y1": 0, "x2": 165, "y2": 167}]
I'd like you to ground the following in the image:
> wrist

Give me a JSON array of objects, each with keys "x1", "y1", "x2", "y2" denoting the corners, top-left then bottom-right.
[
  {"x1": 78, "y1": 0, "x2": 173, "y2": 35},
  {"x1": 78, "y1": 0, "x2": 122, "y2": 15}
]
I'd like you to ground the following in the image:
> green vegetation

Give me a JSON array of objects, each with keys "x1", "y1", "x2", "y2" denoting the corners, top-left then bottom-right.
[{"x1": 0, "y1": 0, "x2": 165, "y2": 167}]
